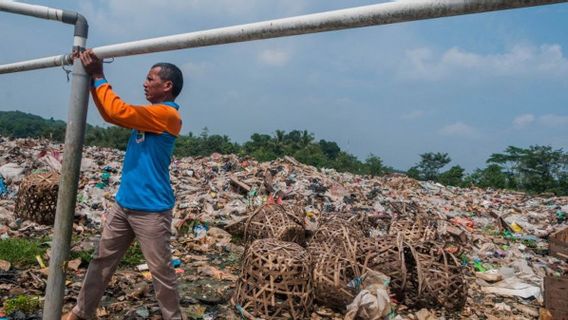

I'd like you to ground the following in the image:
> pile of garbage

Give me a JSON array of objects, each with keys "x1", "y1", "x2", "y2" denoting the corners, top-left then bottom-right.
[{"x1": 0, "y1": 136, "x2": 567, "y2": 319}]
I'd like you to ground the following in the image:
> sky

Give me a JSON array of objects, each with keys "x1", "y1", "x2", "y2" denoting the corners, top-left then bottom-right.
[{"x1": 1, "y1": 0, "x2": 567, "y2": 172}]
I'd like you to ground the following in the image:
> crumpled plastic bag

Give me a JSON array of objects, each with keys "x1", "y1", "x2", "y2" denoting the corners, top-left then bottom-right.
[
  {"x1": 345, "y1": 270, "x2": 392, "y2": 320},
  {"x1": 480, "y1": 275, "x2": 541, "y2": 301},
  {"x1": 0, "y1": 163, "x2": 25, "y2": 181}
]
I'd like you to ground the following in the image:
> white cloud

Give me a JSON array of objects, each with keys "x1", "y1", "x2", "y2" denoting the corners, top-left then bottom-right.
[
  {"x1": 538, "y1": 114, "x2": 568, "y2": 127},
  {"x1": 401, "y1": 110, "x2": 425, "y2": 120},
  {"x1": 80, "y1": 0, "x2": 308, "y2": 39},
  {"x1": 399, "y1": 44, "x2": 568, "y2": 81},
  {"x1": 258, "y1": 49, "x2": 290, "y2": 66},
  {"x1": 439, "y1": 122, "x2": 477, "y2": 138},
  {"x1": 513, "y1": 114, "x2": 535, "y2": 128},
  {"x1": 181, "y1": 61, "x2": 211, "y2": 78}
]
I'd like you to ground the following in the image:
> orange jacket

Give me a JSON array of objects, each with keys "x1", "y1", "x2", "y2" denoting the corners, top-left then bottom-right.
[{"x1": 92, "y1": 81, "x2": 181, "y2": 136}]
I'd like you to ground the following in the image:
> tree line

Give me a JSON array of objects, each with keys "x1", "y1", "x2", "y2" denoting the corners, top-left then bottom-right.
[{"x1": 1, "y1": 111, "x2": 566, "y2": 195}]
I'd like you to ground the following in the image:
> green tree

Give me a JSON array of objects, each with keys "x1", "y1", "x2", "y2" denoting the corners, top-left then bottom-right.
[
  {"x1": 364, "y1": 154, "x2": 385, "y2": 177},
  {"x1": 465, "y1": 164, "x2": 509, "y2": 189},
  {"x1": 0, "y1": 111, "x2": 66, "y2": 141},
  {"x1": 331, "y1": 151, "x2": 364, "y2": 174},
  {"x1": 299, "y1": 130, "x2": 314, "y2": 148},
  {"x1": 243, "y1": 133, "x2": 273, "y2": 155},
  {"x1": 294, "y1": 145, "x2": 328, "y2": 168},
  {"x1": 319, "y1": 139, "x2": 341, "y2": 160},
  {"x1": 488, "y1": 145, "x2": 567, "y2": 194},
  {"x1": 406, "y1": 166, "x2": 420, "y2": 180},
  {"x1": 438, "y1": 165, "x2": 465, "y2": 187},
  {"x1": 415, "y1": 152, "x2": 451, "y2": 181}
]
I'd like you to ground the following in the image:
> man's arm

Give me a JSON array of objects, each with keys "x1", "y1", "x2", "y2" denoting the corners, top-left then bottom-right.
[
  {"x1": 79, "y1": 50, "x2": 180, "y2": 136},
  {"x1": 91, "y1": 82, "x2": 180, "y2": 135},
  {"x1": 79, "y1": 49, "x2": 119, "y2": 125}
]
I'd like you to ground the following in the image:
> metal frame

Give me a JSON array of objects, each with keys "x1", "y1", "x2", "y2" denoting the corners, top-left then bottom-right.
[
  {"x1": 1, "y1": 0, "x2": 567, "y2": 74},
  {"x1": 0, "y1": 2, "x2": 89, "y2": 320}
]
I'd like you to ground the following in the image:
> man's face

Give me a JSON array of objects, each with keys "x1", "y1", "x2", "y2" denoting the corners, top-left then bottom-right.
[{"x1": 143, "y1": 67, "x2": 171, "y2": 103}]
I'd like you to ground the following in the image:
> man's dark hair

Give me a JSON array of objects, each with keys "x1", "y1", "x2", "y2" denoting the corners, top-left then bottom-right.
[{"x1": 152, "y1": 62, "x2": 183, "y2": 98}]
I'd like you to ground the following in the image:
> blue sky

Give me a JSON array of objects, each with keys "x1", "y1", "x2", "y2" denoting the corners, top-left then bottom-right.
[{"x1": 1, "y1": 1, "x2": 567, "y2": 171}]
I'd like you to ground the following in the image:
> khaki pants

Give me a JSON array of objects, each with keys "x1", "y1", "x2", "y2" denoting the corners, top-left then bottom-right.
[{"x1": 73, "y1": 203, "x2": 182, "y2": 319}]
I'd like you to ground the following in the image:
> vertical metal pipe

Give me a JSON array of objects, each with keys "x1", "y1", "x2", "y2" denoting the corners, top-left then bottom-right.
[{"x1": 42, "y1": 36, "x2": 89, "y2": 320}]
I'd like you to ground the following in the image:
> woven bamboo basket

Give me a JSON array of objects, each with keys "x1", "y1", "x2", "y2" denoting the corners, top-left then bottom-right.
[
  {"x1": 15, "y1": 171, "x2": 60, "y2": 225},
  {"x1": 280, "y1": 201, "x2": 305, "y2": 223},
  {"x1": 244, "y1": 204, "x2": 305, "y2": 245},
  {"x1": 357, "y1": 236, "x2": 409, "y2": 301},
  {"x1": 308, "y1": 224, "x2": 361, "y2": 310},
  {"x1": 232, "y1": 239, "x2": 313, "y2": 319},
  {"x1": 405, "y1": 242, "x2": 466, "y2": 311},
  {"x1": 310, "y1": 215, "x2": 366, "y2": 245},
  {"x1": 325, "y1": 211, "x2": 375, "y2": 236},
  {"x1": 388, "y1": 218, "x2": 438, "y2": 244},
  {"x1": 387, "y1": 200, "x2": 421, "y2": 217}
]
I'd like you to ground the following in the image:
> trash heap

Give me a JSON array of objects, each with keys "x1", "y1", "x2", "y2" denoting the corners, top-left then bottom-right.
[{"x1": 0, "y1": 136, "x2": 567, "y2": 319}]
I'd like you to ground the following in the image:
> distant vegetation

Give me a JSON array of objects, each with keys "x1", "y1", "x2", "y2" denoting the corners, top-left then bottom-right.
[{"x1": 1, "y1": 110, "x2": 566, "y2": 195}]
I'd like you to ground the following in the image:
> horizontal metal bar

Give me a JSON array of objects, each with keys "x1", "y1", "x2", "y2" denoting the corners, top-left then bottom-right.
[
  {"x1": 0, "y1": 54, "x2": 72, "y2": 73},
  {"x1": 1, "y1": 0, "x2": 567, "y2": 74},
  {"x1": 0, "y1": 0, "x2": 64, "y2": 22}
]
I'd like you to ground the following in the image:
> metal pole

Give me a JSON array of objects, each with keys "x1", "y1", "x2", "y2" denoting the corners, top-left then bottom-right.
[
  {"x1": 0, "y1": 2, "x2": 89, "y2": 319},
  {"x1": 1, "y1": 0, "x2": 567, "y2": 74},
  {"x1": 41, "y1": 37, "x2": 89, "y2": 320},
  {"x1": 0, "y1": 0, "x2": 64, "y2": 21}
]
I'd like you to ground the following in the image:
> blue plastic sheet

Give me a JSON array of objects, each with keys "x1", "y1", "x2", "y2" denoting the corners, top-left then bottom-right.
[{"x1": 0, "y1": 176, "x2": 7, "y2": 196}]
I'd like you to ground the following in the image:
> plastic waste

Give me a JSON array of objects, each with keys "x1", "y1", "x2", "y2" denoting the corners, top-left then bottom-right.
[
  {"x1": 136, "y1": 263, "x2": 149, "y2": 271},
  {"x1": 473, "y1": 258, "x2": 486, "y2": 272},
  {"x1": 345, "y1": 270, "x2": 392, "y2": 320},
  {"x1": 475, "y1": 269, "x2": 503, "y2": 282},
  {"x1": 557, "y1": 210, "x2": 566, "y2": 223},
  {"x1": 347, "y1": 277, "x2": 363, "y2": 290},
  {"x1": 0, "y1": 176, "x2": 7, "y2": 196},
  {"x1": 510, "y1": 222, "x2": 523, "y2": 233},
  {"x1": 480, "y1": 276, "x2": 541, "y2": 300},
  {"x1": 171, "y1": 258, "x2": 182, "y2": 268},
  {"x1": 135, "y1": 307, "x2": 150, "y2": 318},
  {"x1": 0, "y1": 163, "x2": 24, "y2": 181},
  {"x1": 194, "y1": 223, "x2": 208, "y2": 240},
  {"x1": 96, "y1": 168, "x2": 113, "y2": 189}
]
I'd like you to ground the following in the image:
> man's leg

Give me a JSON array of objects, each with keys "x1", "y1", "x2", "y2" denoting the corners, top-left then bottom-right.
[
  {"x1": 128, "y1": 209, "x2": 182, "y2": 320},
  {"x1": 71, "y1": 204, "x2": 135, "y2": 319}
]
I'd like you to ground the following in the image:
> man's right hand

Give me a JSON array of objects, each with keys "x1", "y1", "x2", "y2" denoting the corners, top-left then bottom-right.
[{"x1": 79, "y1": 49, "x2": 105, "y2": 79}]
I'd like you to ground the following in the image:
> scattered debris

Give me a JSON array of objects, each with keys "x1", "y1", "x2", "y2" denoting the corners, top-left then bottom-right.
[{"x1": 0, "y1": 137, "x2": 566, "y2": 319}]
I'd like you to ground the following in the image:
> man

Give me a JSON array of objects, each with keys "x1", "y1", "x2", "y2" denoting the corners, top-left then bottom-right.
[{"x1": 63, "y1": 49, "x2": 184, "y2": 320}]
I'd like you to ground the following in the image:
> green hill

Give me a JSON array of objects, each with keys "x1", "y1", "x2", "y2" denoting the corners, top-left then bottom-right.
[{"x1": 0, "y1": 111, "x2": 67, "y2": 141}]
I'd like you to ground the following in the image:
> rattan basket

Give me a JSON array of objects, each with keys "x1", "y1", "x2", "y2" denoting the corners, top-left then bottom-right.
[
  {"x1": 405, "y1": 242, "x2": 466, "y2": 311},
  {"x1": 388, "y1": 218, "x2": 438, "y2": 244},
  {"x1": 244, "y1": 204, "x2": 305, "y2": 245},
  {"x1": 15, "y1": 171, "x2": 60, "y2": 225},
  {"x1": 308, "y1": 221, "x2": 365, "y2": 310},
  {"x1": 357, "y1": 235, "x2": 409, "y2": 301},
  {"x1": 232, "y1": 239, "x2": 313, "y2": 319},
  {"x1": 310, "y1": 215, "x2": 366, "y2": 245}
]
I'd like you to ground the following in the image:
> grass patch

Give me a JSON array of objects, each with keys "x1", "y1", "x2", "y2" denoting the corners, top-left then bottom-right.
[
  {"x1": 119, "y1": 242, "x2": 145, "y2": 267},
  {"x1": 70, "y1": 249, "x2": 95, "y2": 267},
  {"x1": 3, "y1": 295, "x2": 41, "y2": 315},
  {"x1": 0, "y1": 238, "x2": 45, "y2": 268}
]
